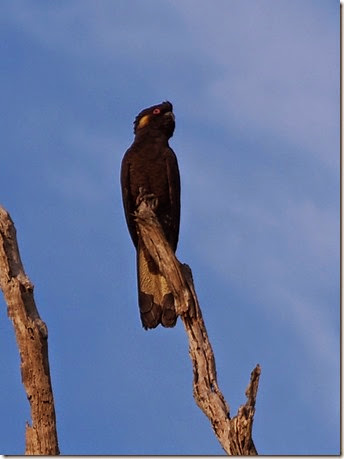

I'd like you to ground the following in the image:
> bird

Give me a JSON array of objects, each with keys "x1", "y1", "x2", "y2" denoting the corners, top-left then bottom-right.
[{"x1": 120, "y1": 101, "x2": 181, "y2": 329}]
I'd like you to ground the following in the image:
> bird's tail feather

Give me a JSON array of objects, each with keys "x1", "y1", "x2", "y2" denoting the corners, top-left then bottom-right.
[{"x1": 137, "y1": 243, "x2": 177, "y2": 329}]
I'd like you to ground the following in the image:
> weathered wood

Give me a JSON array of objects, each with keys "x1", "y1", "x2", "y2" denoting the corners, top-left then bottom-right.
[
  {"x1": 135, "y1": 199, "x2": 260, "y2": 455},
  {"x1": 0, "y1": 206, "x2": 59, "y2": 455},
  {"x1": 135, "y1": 199, "x2": 192, "y2": 315}
]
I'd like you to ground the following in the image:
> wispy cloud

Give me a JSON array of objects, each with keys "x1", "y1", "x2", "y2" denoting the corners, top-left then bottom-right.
[
  {"x1": 179, "y1": 127, "x2": 338, "y2": 412},
  {"x1": 171, "y1": 0, "x2": 339, "y2": 168},
  {"x1": 3, "y1": 0, "x2": 185, "y2": 61}
]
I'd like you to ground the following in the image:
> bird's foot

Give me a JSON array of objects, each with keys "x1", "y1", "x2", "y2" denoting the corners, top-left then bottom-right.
[{"x1": 136, "y1": 187, "x2": 158, "y2": 210}]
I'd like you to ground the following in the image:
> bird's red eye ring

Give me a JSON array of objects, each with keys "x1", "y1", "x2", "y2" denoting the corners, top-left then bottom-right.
[{"x1": 153, "y1": 108, "x2": 160, "y2": 114}]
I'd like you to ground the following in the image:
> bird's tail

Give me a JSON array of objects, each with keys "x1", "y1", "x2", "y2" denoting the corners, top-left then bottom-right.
[{"x1": 137, "y1": 242, "x2": 177, "y2": 329}]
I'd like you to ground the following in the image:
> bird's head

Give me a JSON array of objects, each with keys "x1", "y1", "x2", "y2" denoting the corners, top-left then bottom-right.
[{"x1": 133, "y1": 101, "x2": 175, "y2": 139}]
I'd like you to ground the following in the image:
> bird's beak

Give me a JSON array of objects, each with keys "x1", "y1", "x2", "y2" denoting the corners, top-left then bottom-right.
[{"x1": 165, "y1": 111, "x2": 175, "y2": 121}]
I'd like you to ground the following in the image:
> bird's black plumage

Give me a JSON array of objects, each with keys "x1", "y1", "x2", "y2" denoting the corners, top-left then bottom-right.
[{"x1": 120, "y1": 101, "x2": 181, "y2": 329}]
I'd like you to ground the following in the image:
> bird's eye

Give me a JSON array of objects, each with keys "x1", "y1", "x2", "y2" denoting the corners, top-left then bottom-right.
[{"x1": 153, "y1": 108, "x2": 160, "y2": 114}]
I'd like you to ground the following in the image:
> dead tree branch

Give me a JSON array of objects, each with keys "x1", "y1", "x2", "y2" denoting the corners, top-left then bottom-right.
[
  {"x1": 135, "y1": 199, "x2": 260, "y2": 455},
  {"x1": 0, "y1": 205, "x2": 59, "y2": 455}
]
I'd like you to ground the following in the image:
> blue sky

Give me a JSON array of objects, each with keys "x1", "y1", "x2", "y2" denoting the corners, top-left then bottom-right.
[{"x1": 0, "y1": 0, "x2": 339, "y2": 455}]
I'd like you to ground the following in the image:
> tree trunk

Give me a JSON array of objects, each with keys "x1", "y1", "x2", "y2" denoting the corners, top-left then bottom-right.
[
  {"x1": 135, "y1": 198, "x2": 261, "y2": 455},
  {"x1": 0, "y1": 206, "x2": 59, "y2": 455}
]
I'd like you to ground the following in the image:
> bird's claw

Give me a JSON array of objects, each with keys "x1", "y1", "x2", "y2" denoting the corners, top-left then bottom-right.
[{"x1": 136, "y1": 187, "x2": 158, "y2": 210}]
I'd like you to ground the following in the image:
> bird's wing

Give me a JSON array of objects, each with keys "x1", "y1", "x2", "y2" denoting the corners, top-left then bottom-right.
[
  {"x1": 120, "y1": 152, "x2": 139, "y2": 248},
  {"x1": 165, "y1": 148, "x2": 181, "y2": 251}
]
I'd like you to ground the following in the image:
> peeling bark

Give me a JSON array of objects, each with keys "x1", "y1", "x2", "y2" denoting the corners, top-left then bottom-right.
[
  {"x1": 0, "y1": 206, "x2": 59, "y2": 455},
  {"x1": 135, "y1": 199, "x2": 260, "y2": 455}
]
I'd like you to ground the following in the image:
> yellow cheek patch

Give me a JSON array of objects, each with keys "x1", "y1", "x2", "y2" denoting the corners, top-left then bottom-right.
[{"x1": 137, "y1": 114, "x2": 150, "y2": 129}]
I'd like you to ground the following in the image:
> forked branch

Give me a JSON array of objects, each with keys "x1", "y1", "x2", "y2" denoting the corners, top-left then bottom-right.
[
  {"x1": 135, "y1": 198, "x2": 260, "y2": 455},
  {"x1": 0, "y1": 206, "x2": 59, "y2": 455}
]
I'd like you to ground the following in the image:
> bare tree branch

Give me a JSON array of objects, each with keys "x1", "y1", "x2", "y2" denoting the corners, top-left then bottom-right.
[
  {"x1": 0, "y1": 205, "x2": 59, "y2": 455},
  {"x1": 135, "y1": 199, "x2": 261, "y2": 455}
]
